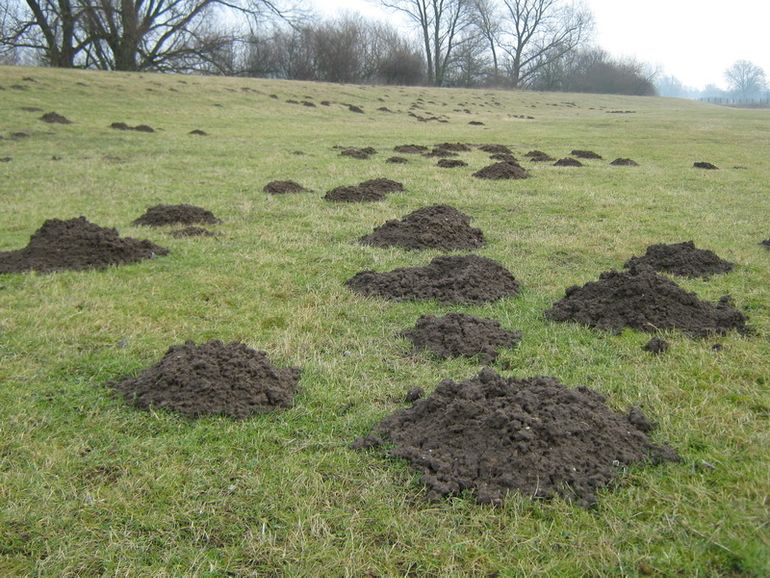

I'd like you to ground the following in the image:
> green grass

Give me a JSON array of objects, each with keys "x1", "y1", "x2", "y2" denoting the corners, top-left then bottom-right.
[{"x1": 1, "y1": 66, "x2": 769, "y2": 576}]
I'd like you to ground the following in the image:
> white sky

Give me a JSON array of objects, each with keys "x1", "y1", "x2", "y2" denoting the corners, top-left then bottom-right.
[{"x1": 306, "y1": 0, "x2": 770, "y2": 90}]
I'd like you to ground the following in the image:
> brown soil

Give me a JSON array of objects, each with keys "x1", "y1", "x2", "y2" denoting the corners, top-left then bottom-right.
[
  {"x1": 611, "y1": 158, "x2": 639, "y2": 166},
  {"x1": 0, "y1": 216, "x2": 169, "y2": 274},
  {"x1": 554, "y1": 158, "x2": 583, "y2": 167},
  {"x1": 111, "y1": 122, "x2": 154, "y2": 133},
  {"x1": 170, "y1": 227, "x2": 215, "y2": 238},
  {"x1": 643, "y1": 337, "x2": 669, "y2": 354},
  {"x1": 437, "y1": 159, "x2": 467, "y2": 168},
  {"x1": 434, "y1": 142, "x2": 472, "y2": 152},
  {"x1": 694, "y1": 162, "x2": 718, "y2": 170},
  {"x1": 133, "y1": 124, "x2": 155, "y2": 133},
  {"x1": 346, "y1": 254, "x2": 520, "y2": 304},
  {"x1": 360, "y1": 205, "x2": 483, "y2": 251},
  {"x1": 189, "y1": 129, "x2": 208, "y2": 136},
  {"x1": 571, "y1": 150, "x2": 602, "y2": 159},
  {"x1": 110, "y1": 122, "x2": 130, "y2": 130},
  {"x1": 624, "y1": 241, "x2": 734, "y2": 278},
  {"x1": 402, "y1": 313, "x2": 521, "y2": 363},
  {"x1": 340, "y1": 147, "x2": 375, "y2": 159},
  {"x1": 545, "y1": 266, "x2": 748, "y2": 337},
  {"x1": 348, "y1": 104, "x2": 364, "y2": 113},
  {"x1": 468, "y1": 121, "x2": 484, "y2": 125},
  {"x1": 423, "y1": 148, "x2": 458, "y2": 158},
  {"x1": 489, "y1": 153, "x2": 518, "y2": 163},
  {"x1": 109, "y1": 340, "x2": 300, "y2": 419},
  {"x1": 263, "y1": 180, "x2": 308, "y2": 194},
  {"x1": 386, "y1": 156, "x2": 408, "y2": 164},
  {"x1": 325, "y1": 179, "x2": 404, "y2": 202},
  {"x1": 394, "y1": 145, "x2": 428, "y2": 154},
  {"x1": 353, "y1": 368, "x2": 679, "y2": 507},
  {"x1": 40, "y1": 112, "x2": 71, "y2": 124},
  {"x1": 525, "y1": 150, "x2": 555, "y2": 162},
  {"x1": 761, "y1": 239, "x2": 770, "y2": 249},
  {"x1": 473, "y1": 161, "x2": 529, "y2": 180},
  {"x1": 478, "y1": 144, "x2": 512, "y2": 155},
  {"x1": 133, "y1": 204, "x2": 220, "y2": 227}
]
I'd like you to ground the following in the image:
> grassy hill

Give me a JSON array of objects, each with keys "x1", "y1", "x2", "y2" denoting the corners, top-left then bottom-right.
[{"x1": 1, "y1": 65, "x2": 768, "y2": 576}]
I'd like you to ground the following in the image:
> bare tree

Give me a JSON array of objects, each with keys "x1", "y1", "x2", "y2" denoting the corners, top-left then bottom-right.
[
  {"x1": 471, "y1": 0, "x2": 500, "y2": 82},
  {"x1": 380, "y1": 0, "x2": 473, "y2": 86},
  {"x1": 497, "y1": 0, "x2": 592, "y2": 88},
  {"x1": 725, "y1": 60, "x2": 767, "y2": 98}
]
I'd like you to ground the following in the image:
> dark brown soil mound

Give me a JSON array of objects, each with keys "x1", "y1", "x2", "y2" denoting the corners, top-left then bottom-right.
[
  {"x1": 694, "y1": 162, "x2": 718, "y2": 170},
  {"x1": 525, "y1": 150, "x2": 555, "y2": 162},
  {"x1": 437, "y1": 159, "x2": 467, "y2": 168},
  {"x1": 110, "y1": 122, "x2": 130, "y2": 130},
  {"x1": 423, "y1": 148, "x2": 458, "y2": 158},
  {"x1": 643, "y1": 337, "x2": 669, "y2": 354},
  {"x1": 353, "y1": 368, "x2": 679, "y2": 507},
  {"x1": 611, "y1": 158, "x2": 639, "y2": 166},
  {"x1": 761, "y1": 239, "x2": 770, "y2": 249},
  {"x1": 189, "y1": 129, "x2": 208, "y2": 136},
  {"x1": 340, "y1": 147, "x2": 375, "y2": 159},
  {"x1": 386, "y1": 156, "x2": 408, "y2": 164},
  {"x1": 545, "y1": 266, "x2": 748, "y2": 337},
  {"x1": 348, "y1": 104, "x2": 364, "y2": 113},
  {"x1": 40, "y1": 112, "x2": 71, "y2": 124},
  {"x1": 473, "y1": 161, "x2": 529, "y2": 180},
  {"x1": 478, "y1": 144, "x2": 512, "y2": 155},
  {"x1": 263, "y1": 180, "x2": 308, "y2": 194},
  {"x1": 402, "y1": 313, "x2": 521, "y2": 363},
  {"x1": 489, "y1": 153, "x2": 518, "y2": 163},
  {"x1": 170, "y1": 227, "x2": 215, "y2": 238},
  {"x1": 468, "y1": 120, "x2": 484, "y2": 125},
  {"x1": 109, "y1": 340, "x2": 300, "y2": 419},
  {"x1": 111, "y1": 122, "x2": 155, "y2": 133},
  {"x1": 434, "y1": 142, "x2": 471, "y2": 152},
  {"x1": 325, "y1": 178, "x2": 404, "y2": 202},
  {"x1": 0, "y1": 216, "x2": 169, "y2": 274},
  {"x1": 554, "y1": 157, "x2": 583, "y2": 167},
  {"x1": 359, "y1": 205, "x2": 483, "y2": 251},
  {"x1": 394, "y1": 145, "x2": 428, "y2": 154},
  {"x1": 133, "y1": 204, "x2": 220, "y2": 227},
  {"x1": 346, "y1": 255, "x2": 519, "y2": 304},
  {"x1": 624, "y1": 241, "x2": 734, "y2": 278},
  {"x1": 571, "y1": 150, "x2": 602, "y2": 159}
]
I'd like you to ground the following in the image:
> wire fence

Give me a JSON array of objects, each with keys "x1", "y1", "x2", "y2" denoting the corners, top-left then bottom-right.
[{"x1": 699, "y1": 96, "x2": 770, "y2": 108}]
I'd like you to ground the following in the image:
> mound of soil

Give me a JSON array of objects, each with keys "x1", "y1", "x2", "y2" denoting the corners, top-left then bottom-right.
[
  {"x1": 133, "y1": 204, "x2": 220, "y2": 227},
  {"x1": 571, "y1": 150, "x2": 602, "y2": 159},
  {"x1": 111, "y1": 122, "x2": 155, "y2": 133},
  {"x1": 325, "y1": 178, "x2": 404, "y2": 203},
  {"x1": 170, "y1": 227, "x2": 215, "y2": 238},
  {"x1": 386, "y1": 156, "x2": 408, "y2": 164},
  {"x1": 359, "y1": 205, "x2": 483, "y2": 251},
  {"x1": 348, "y1": 104, "x2": 364, "y2": 113},
  {"x1": 694, "y1": 162, "x2": 718, "y2": 170},
  {"x1": 478, "y1": 144, "x2": 512, "y2": 155},
  {"x1": 340, "y1": 147, "x2": 375, "y2": 159},
  {"x1": 346, "y1": 254, "x2": 519, "y2": 304},
  {"x1": 263, "y1": 180, "x2": 308, "y2": 194},
  {"x1": 437, "y1": 159, "x2": 467, "y2": 168},
  {"x1": 761, "y1": 239, "x2": 770, "y2": 249},
  {"x1": 40, "y1": 112, "x2": 71, "y2": 124},
  {"x1": 394, "y1": 145, "x2": 428, "y2": 154},
  {"x1": 402, "y1": 313, "x2": 521, "y2": 363},
  {"x1": 353, "y1": 368, "x2": 679, "y2": 506},
  {"x1": 473, "y1": 161, "x2": 529, "y2": 180},
  {"x1": 545, "y1": 266, "x2": 748, "y2": 337},
  {"x1": 554, "y1": 157, "x2": 583, "y2": 167},
  {"x1": 0, "y1": 216, "x2": 169, "y2": 274},
  {"x1": 624, "y1": 241, "x2": 734, "y2": 278},
  {"x1": 189, "y1": 129, "x2": 208, "y2": 136},
  {"x1": 643, "y1": 337, "x2": 669, "y2": 354},
  {"x1": 489, "y1": 153, "x2": 518, "y2": 163},
  {"x1": 525, "y1": 150, "x2": 555, "y2": 162},
  {"x1": 468, "y1": 120, "x2": 485, "y2": 125},
  {"x1": 611, "y1": 158, "x2": 639, "y2": 166},
  {"x1": 435, "y1": 142, "x2": 471, "y2": 152},
  {"x1": 423, "y1": 148, "x2": 458, "y2": 158},
  {"x1": 109, "y1": 340, "x2": 300, "y2": 419}
]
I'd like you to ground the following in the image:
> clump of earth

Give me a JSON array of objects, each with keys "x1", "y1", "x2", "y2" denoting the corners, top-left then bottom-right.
[
  {"x1": 402, "y1": 313, "x2": 521, "y2": 363},
  {"x1": 110, "y1": 122, "x2": 154, "y2": 133},
  {"x1": 761, "y1": 239, "x2": 770, "y2": 249},
  {"x1": 545, "y1": 266, "x2": 748, "y2": 337},
  {"x1": 263, "y1": 180, "x2": 308, "y2": 194},
  {"x1": 525, "y1": 150, "x2": 555, "y2": 162},
  {"x1": 624, "y1": 241, "x2": 734, "y2": 278},
  {"x1": 434, "y1": 142, "x2": 471, "y2": 152},
  {"x1": 352, "y1": 368, "x2": 679, "y2": 507},
  {"x1": 40, "y1": 112, "x2": 71, "y2": 124},
  {"x1": 359, "y1": 205, "x2": 483, "y2": 251},
  {"x1": 133, "y1": 204, "x2": 220, "y2": 227},
  {"x1": 325, "y1": 178, "x2": 404, "y2": 202},
  {"x1": 394, "y1": 145, "x2": 428, "y2": 154},
  {"x1": 473, "y1": 161, "x2": 529, "y2": 180},
  {"x1": 694, "y1": 162, "x2": 718, "y2": 170},
  {"x1": 611, "y1": 158, "x2": 639, "y2": 166},
  {"x1": 437, "y1": 159, "x2": 467, "y2": 168},
  {"x1": 571, "y1": 150, "x2": 602, "y2": 159},
  {"x1": 0, "y1": 216, "x2": 169, "y2": 274},
  {"x1": 643, "y1": 337, "x2": 669, "y2": 354},
  {"x1": 340, "y1": 147, "x2": 376, "y2": 159},
  {"x1": 554, "y1": 157, "x2": 583, "y2": 167},
  {"x1": 477, "y1": 144, "x2": 512, "y2": 155},
  {"x1": 108, "y1": 340, "x2": 300, "y2": 419},
  {"x1": 346, "y1": 254, "x2": 519, "y2": 304},
  {"x1": 387, "y1": 156, "x2": 408, "y2": 164}
]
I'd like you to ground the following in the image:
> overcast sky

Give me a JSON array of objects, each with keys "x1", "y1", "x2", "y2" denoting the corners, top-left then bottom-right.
[{"x1": 307, "y1": 0, "x2": 770, "y2": 90}]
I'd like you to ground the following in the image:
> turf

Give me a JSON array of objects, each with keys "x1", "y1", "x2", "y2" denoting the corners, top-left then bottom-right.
[{"x1": 1, "y1": 66, "x2": 768, "y2": 576}]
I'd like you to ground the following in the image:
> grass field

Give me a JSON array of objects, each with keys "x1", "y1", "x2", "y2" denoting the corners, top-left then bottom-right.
[{"x1": 1, "y1": 65, "x2": 768, "y2": 576}]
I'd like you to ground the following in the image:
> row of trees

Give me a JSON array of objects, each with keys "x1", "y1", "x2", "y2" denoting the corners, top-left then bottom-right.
[{"x1": 1, "y1": 0, "x2": 659, "y2": 95}]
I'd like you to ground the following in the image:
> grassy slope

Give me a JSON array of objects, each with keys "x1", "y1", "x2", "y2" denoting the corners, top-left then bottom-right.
[{"x1": 0, "y1": 66, "x2": 768, "y2": 576}]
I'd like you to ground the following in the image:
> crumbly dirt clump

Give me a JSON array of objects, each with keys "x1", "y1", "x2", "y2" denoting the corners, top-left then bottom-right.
[
  {"x1": 694, "y1": 162, "x2": 718, "y2": 170},
  {"x1": 545, "y1": 266, "x2": 748, "y2": 337},
  {"x1": 611, "y1": 158, "x2": 639, "y2": 166},
  {"x1": 394, "y1": 145, "x2": 428, "y2": 154},
  {"x1": 472, "y1": 161, "x2": 529, "y2": 180},
  {"x1": 0, "y1": 217, "x2": 169, "y2": 274},
  {"x1": 109, "y1": 340, "x2": 300, "y2": 419},
  {"x1": 40, "y1": 112, "x2": 71, "y2": 124},
  {"x1": 360, "y1": 205, "x2": 483, "y2": 251},
  {"x1": 402, "y1": 313, "x2": 521, "y2": 363},
  {"x1": 571, "y1": 149, "x2": 602, "y2": 159},
  {"x1": 263, "y1": 180, "x2": 308, "y2": 194},
  {"x1": 353, "y1": 368, "x2": 679, "y2": 507},
  {"x1": 624, "y1": 241, "x2": 734, "y2": 278},
  {"x1": 133, "y1": 204, "x2": 220, "y2": 227},
  {"x1": 761, "y1": 239, "x2": 770, "y2": 249},
  {"x1": 325, "y1": 179, "x2": 404, "y2": 202},
  {"x1": 346, "y1": 255, "x2": 520, "y2": 304},
  {"x1": 554, "y1": 157, "x2": 583, "y2": 167}
]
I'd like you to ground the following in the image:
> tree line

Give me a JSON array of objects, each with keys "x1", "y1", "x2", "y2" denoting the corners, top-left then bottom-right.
[{"x1": 1, "y1": 0, "x2": 658, "y2": 95}]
